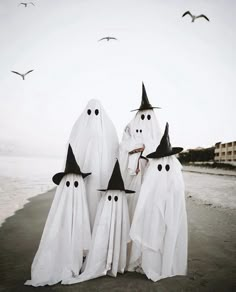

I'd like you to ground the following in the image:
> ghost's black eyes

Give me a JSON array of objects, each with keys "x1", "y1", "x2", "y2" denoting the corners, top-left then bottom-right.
[
  {"x1": 74, "y1": 181, "x2": 78, "y2": 188},
  {"x1": 87, "y1": 109, "x2": 91, "y2": 115},
  {"x1": 95, "y1": 109, "x2": 99, "y2": 115},
  {"x1": 157, "y1": 164, "x2": 170, "y2": 172},
  {"x1": 66, "y1": 181, "x2": 70, "y2": 187},
  {"x1": 147, "y1": 114, "x2": 151, "y2": 120},
  {"x1": 108, "y1": 195, "x2": 112, "y2": 201},
  {"x1": 114, "y1": 196, "x2": 118, "y2": 202},
  {"x1": 136, "y1": 129, "x2": 138, "y2": 133},
  {"x1": 157, "y1": 164, "x2": 162, "y2": 171},
  {"x1": 141, "y1": 114, "x2": 145, "y2": 120},
  {"x1": 140, "y1": 129, "x2": 142, "y2": 133}
]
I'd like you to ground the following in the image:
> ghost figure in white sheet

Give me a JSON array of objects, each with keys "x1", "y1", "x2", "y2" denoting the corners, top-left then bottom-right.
[
  {"x1": 69, "y1": 99, "x2": 119, "y2": 230},
  {"x1": 119, "y1": 83, "x2": 162, "y2": 221},
  {"x1": 62, "y1": 160, "x2": 134, "y2": 285},
  {"x1": 25, "y1": 145, "x2": 91, "y2": 287},
  {"x1": 128, "y1": 123, "x2": 188, "y2": 282}
]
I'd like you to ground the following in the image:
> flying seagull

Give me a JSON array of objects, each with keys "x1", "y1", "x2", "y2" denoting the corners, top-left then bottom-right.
[
  {"x1": 11, "y1": 70, "x2": 34, "y2": 80},
  {"x1": 182, "y1": 11, "x2": 209, "y2": 22},
  {"x1": 18, "y1": 2, "x2": 35, "y2": 7},
  {"x1": 98, "y1": 37, "x2": 118, "y2": 42}
]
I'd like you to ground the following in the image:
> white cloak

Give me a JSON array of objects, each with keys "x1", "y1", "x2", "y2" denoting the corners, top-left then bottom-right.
[
  {"x1": 69, "y1": 99, "x2": 119, "y2": 229},
  {"x1": 129, "y1": 156, "x2": 188, "y2": 282},
  {"x1": 25, "y1": 174, "x2": 91, "y2": 286},
  {"x1": 62, "y1": 190, "x2": 130, "y2": 284},
  {"x1": 119, "y1": 109, "x2": 162, "y2": 221}
]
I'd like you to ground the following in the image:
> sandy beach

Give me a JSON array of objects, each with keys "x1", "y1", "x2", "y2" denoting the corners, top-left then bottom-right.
[{"x1": 0, "y1": 185, "x2": 235, "y2": 292}]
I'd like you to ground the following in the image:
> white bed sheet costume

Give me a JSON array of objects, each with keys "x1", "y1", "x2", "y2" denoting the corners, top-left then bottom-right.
[
  {"x1": 68, "y1": 99, "x2": 119, "y2": 230},
  {"x1": 119, "y1": 83, "x2": 162, "y2": 221},
  {"x1": 128, "y1": 123, "x2": 188, "y2": 282},
  {"x1": 62, "y1": 160, "x2": 135, "y2": 285},
  {"x1": 25, "y1": 145, "x2": 92, "y2": 286}
]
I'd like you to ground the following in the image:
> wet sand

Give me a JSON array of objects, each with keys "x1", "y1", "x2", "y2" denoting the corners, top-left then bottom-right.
[{"x1": 0, "y1": 189, "x2": 235, "y2": 292}]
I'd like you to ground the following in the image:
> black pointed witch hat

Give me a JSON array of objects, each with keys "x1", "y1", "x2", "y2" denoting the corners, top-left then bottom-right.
[
  {"x1": 131, "y1": 82, "x2": 161, "y2": 112},
  {"x1": 146, "y1": 123, "x2": 183, "y2": 159},
  {"x1": 52, "y1": 144, "x2": 91, "y2": 185},
  {"x1": 98, "y1": 160, "x2": 135, "y2": 193}
]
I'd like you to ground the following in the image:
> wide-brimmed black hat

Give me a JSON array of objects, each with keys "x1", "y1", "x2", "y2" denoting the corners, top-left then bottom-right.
[
  {"x1": 98, "y1": 160, "x2": 135, "y2": 194},
  {"x1": 146, "y1": 123, "x2": 183, "y2": 159},
  {"x1": 52, "y1": 144, "x2": 91, "y2": 185},
  {"x1": 131, "y1": 82, "x2": 161, "y2": 112}
]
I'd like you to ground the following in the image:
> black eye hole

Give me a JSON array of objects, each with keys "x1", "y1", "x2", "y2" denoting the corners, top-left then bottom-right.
[
  {"x1": 114, "y1": 196, "x2": 118, "y2": 202},
  {"x1": 66, "y1": 181, "x2": 70, "y2": 187},
  {"x1": 147, "y1": 114, "x2": 151, "y2": 120},
  {"x1": 141, "y1": 114, "x2": 145, "y2": 120},
  {"x1": 87, "y1": 109, "x2": 91, "y2": 115},
  {"x1": 136, "y1": 129, "x2": 138, "y2": 133},
  {"x1": 165, "y1": 164, "x2": 170, "y2": 171},
  {"x1": 140, "y1": 129, "x2": 142, "y2": 133},
  {"x1": 157, "y1": 164, "x2": 162, "y2": 171},
  {"x1": 74, "y1": 181, "x2": 78, "y2": 188},
  {"x1": 108, "y1": 195, "x2": 112, "y2": 201},
  {"x1": 95, "y1": 109, "x2": 99, "y2": 115}
]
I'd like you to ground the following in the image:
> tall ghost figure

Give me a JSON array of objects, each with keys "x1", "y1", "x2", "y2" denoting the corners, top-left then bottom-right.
[
  {"x1": 25, "y1": 145, "x2": 91, "y2": 287},
  {"x1": 69, "y1": 99, "x2": 119, "y2": 229},
  {"x1": 119, "y1": 83, "x2": 162, "y2": 221},
  {"x1": 62, "y1": 160, "x2": 134, "y2": 285},
  {"x1": 129, "y1": 123, "x2": 188, "y2": 282}
]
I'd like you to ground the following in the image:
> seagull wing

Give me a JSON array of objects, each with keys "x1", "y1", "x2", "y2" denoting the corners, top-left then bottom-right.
[
  {"x1": 109, "y1": 37, "x2": 117, "y2": 40},
  {"x1": 182, "y1": 11, "x2": 192, "y2": 18},
  {"x1": 196, "y1": 14, "x2": 209, "y2": 21},
  {"x1": 24, "y1": 70, "x2": 34, "y2": 75},
  {"x1": 98, "y1": 37, "x2": 107, "y2": 41},
  {"x1": 29, "y1": 2, "x2": 35, "y2": 6},
  {"x1": 18, "y1": 3, "x2": 24, "y2": 6},
  {"x1": 11, "y1": 71, "x2": 23, "y2": 76}
]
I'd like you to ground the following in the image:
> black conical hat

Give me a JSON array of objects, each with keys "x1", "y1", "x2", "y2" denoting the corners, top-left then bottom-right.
[
  {"x1": 98, "y1": 160, "x2": 135, "y2": 193},
  {"x1": 147, "y1": 123, "x2": 183, "y2": 159},
  {"x1": 52, "y1": 144, "x2": 91, "y2": 185},
  {"x1": 131, "y1": 82, "x2": 161, "y2": 112}
]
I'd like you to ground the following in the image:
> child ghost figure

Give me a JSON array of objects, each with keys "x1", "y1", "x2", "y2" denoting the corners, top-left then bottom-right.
[
  {"x1": 121, "y1": 83, "x2": 162, "y2": 157},
  {"x1": 25, "y1": 145, "x2": 91, "y2": 287},
  {"x1": 119, "y1": 83, "x2": 162, "y2": 221},
  {"x1": 62, "y1": 160, "x2": 134, "y2": 285},
  {"x1": 69, "y1": 99, "x2": 119, "y2": 230},
  {"x1": 129, "y1": 123, "x2": 188, "y2": 282}
]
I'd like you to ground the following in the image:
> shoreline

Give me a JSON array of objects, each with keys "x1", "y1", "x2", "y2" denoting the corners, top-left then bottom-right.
[
  {"x1": 0, "y1": 165, "x2": 235, "y2": 229},
  {"x1": 0, "y1": 187, "x2": 56, "y2": 228},
  {"x1": 0, "y1": 189, "x2": 235, "y2": 291}
]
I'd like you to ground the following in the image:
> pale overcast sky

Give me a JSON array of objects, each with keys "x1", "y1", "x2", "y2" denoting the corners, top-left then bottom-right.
[{"x1": 0, "y1": 0, "x2": 235, "y2": 157}]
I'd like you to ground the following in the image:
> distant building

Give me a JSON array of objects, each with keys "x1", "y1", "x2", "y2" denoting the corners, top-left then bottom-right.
[{"x1": 214, "y1": 141, "x2": 236, "y2": 162}]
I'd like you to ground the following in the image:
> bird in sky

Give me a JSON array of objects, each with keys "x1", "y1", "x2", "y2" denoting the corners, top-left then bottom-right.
[
  {"x1": 182, "y1": 11, "x2": 209, "y2": 22},
  {"x1": 11, "y1": 70, "x2": 34, "y2": 80},
  {"x1": 98, "y1": 37, "x2": 118, "y2": 42},
  {"x1": 18, "y1": 2, "x2": 35, "y2": 8}
]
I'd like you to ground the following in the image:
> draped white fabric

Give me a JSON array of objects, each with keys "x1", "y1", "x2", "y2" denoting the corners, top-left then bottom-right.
[
  {"x1": 68, "y1": 99, "x2": 119, "y2": 229},
  {"x1": 129, "y1": 156, "x2": 188, "y2": 282},
  {"x1": 25, "y1": 174, "x2": 91, "y2": 287},
  {"x1": 62, "y1": 190, "x2": 130, "y2": 284},
  {"x1": 119, "y1": 109, "x2": 162, "y2": 221}
]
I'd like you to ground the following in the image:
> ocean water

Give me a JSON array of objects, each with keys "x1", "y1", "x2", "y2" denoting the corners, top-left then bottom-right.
[{"x1": 0, "y1": 155, "x2": 63, "y2": 227}]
